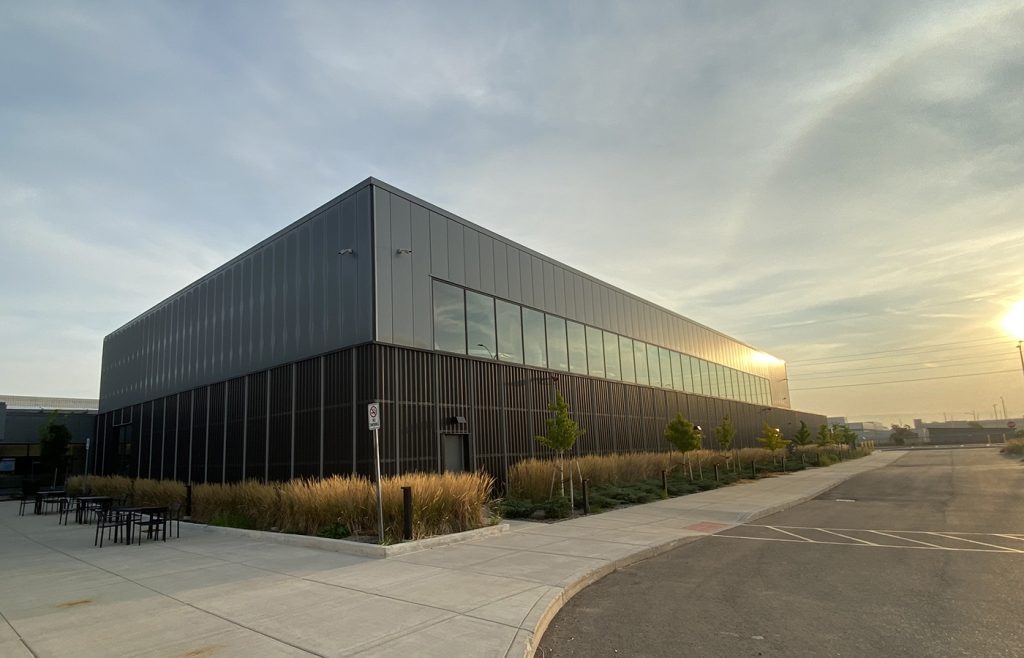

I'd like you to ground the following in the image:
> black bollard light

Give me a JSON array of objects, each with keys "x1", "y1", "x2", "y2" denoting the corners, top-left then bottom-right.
[
  {"x1": 751, "y1": 461, "x2": 756, "y2": 478},
  {"x1": 402, "y1": 486, "x2": 413, "y2": 541},
  {"x1": 185, "y1": 483, "x2": 193, "y2": 519},
  {"x1": 661, "y1": 470, "x2": 668, "y2": 497},
  {"x1": 582, "y1": 479, "x2": 591, "y2": 515},
  {"x1": 714, "y1": 463, "x2": 720, "y2": 482}
]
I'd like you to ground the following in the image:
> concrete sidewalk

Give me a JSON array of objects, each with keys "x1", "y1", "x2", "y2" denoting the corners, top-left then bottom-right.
[{"x1": 0, "y1": 451, "x2": 906, "y2": 658}]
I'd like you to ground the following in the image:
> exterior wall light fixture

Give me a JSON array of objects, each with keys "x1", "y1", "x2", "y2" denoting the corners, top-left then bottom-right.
[
  {"x1": 338, "y1": 248, "x2": 354, "y2": 255},
  {"x1": 395, "y1": 248, "x2": 413, "y2": 254}
]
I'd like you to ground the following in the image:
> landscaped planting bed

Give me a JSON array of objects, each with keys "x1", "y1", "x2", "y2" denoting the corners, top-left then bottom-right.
[
  {"x1": 501, "y1": 444, "x2": 874, "y2": 519},
  {"x1": 66, "y1": 471, "x2": 494, "y2": 544}
]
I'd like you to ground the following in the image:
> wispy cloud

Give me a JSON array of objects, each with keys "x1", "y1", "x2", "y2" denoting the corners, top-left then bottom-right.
[{"x1": 1, "y1": 0, "x2": 1022, "y2": 423}]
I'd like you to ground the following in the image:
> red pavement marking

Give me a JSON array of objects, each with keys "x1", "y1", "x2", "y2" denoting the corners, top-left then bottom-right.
[{"x1": 685, "y1": 522, "x2": 731, "y2": 533}]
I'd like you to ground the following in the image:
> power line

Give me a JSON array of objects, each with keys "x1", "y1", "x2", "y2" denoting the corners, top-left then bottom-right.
[
  {"x1": 786, "y1": 339, "x2": 1011, "y2": 366},
  {"x1": 791, "y1": 369, "x2": 1019, "y2": 391},
  {"x1": 788, "y1": 335, "x2": 1004, "y2": 363},
  {"x1": 792, "y1": 353, "x2": 1018, "y2": 378}
]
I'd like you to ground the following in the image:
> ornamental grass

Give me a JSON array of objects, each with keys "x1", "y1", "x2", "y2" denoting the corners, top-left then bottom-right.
[{"x1": 68, "y1": 471, "x2": 493, "y2": 544}]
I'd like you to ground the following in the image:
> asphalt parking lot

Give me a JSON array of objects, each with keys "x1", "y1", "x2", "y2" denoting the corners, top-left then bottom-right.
[{"x1": 538, "y1": 447, "x2": 1024, "y2": 657}]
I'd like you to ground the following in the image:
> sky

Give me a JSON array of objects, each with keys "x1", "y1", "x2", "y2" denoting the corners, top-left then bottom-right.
[{"x1": 2, "y1": 0, "x2": 1023, "y2": 426}]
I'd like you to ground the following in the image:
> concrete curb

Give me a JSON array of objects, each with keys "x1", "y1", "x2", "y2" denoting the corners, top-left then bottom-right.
[
  {"x1": 188, "y1": 521, "x2": 510, "y2": 558},
  {"x1": 515, "y1": 452, "x2": 896, "y2": 658}
]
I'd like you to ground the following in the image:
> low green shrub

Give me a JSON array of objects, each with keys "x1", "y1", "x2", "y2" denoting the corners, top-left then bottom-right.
[{"x1": 1002, "y1": 439, "x2": 1024, "y2": 455}]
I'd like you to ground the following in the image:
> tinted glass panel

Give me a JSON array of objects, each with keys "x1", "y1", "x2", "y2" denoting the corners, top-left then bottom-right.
[
  {"x1": 647, "y1": 344, "x2": 661, "y2": 387},
  {"x1": 701, "y1": 360, "x2": 712, "y2": 395},
  {"x1": 634, "y1": 341, "x2": 649, "y2": 385},
  {"x1": 433, "y1": 281, "x2": 465, "y2": 354},
  {"x1": 681, "y1": 355, "x2": 694, "y2": 392},
  {"x1": 659, "y1": 348, "x2": 674, "y2": 389},
  {"x1": 731, "y1": 369, "x2": 741, "y2": 401},
  {"x1": 546, "y1": 315, "x2": 568, "y2": 371},
  {"x1": 718, "y1": 365, "x2": 729, "y2": 398},
  {"x1": 586, "y1": 326, "x2": 604, "y2": 377},
  {"x1": 496, "y1": 300, "x2": 523, "y2": 363},
  {"x1": 466, "y1": 291, "x2": 495, "y2": 359},
  {"x1": 708, "y1": 362, "x2": 719, "y2": 397},
  {"x1": 523, "y1": 308, "x2": 547, "y2": 368},
  {"x1": 567, "y1": 321, "x2": 587, "y2": 374},
  {"x1": 619, "y1": 337, "x2": 636, "y2": 383},
  {"x1": 604, "y1": 332, "x2": 620, "y2": 380},
  {"x1": 671, "y1": 352, "x2": 683, "y2": 391}
]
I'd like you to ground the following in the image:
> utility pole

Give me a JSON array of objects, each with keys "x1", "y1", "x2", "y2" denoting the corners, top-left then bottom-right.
[
  {"x1": 1001, "y1": 397, "x2": 1007, "y2": 420},
  {"x1": 993, "y1": 404, "x2": 998, "y2": 419}
]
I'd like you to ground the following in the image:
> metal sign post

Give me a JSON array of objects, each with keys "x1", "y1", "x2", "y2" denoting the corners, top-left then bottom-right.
[{"x1": 368, "y1": 402, "x2": 384, "y2": 543}]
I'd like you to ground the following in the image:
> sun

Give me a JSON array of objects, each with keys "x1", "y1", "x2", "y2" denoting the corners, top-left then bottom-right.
[{"x1": 1003, "y1": 300, "x2": 1024, "y2": 341}]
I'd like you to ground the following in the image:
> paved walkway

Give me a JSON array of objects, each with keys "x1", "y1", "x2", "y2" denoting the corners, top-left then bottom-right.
[{"x1": 0, "y1": 451, "x2": 905, "y2": 658}]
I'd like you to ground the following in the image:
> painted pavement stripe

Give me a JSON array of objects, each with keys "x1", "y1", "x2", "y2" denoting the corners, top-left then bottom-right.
[{"x1": 925, "y1": 532, "x2": 1024, "y2": 553}]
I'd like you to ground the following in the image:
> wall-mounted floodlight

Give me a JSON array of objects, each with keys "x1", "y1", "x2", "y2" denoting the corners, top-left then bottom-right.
[
  {"x1": 395, "y1": 248, "x2": 413, "y2": 254},
  {"x1": 338, "y1": 248, "x2": 354, "y2": 255}
]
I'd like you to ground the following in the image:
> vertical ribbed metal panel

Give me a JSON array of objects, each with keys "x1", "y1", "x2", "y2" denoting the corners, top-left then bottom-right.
[
  {"x1": 225, "y1": 377, "x2": 245, "y2": 482},
  {"x1": 410, "y1": 203, "x2": 432, "y2": 349},
  {"x1": 99, "y1": 182, "x2": 376, "y2": 413},
  {"x1": 429, "y1": 210, "x2": 448, "y2": 279},
  {"x1": 478, "y1": 233, "x2": 495, "y2": 295},
  {"x1": 493, "y1": 241, "x2": 509, "y2": 299},
  {"x1": 447, "y1": 221, "x2": 465, "y2": 285},
  {"x1": 245, "y1": 371, "x2": 267, "y2": 481},
  {"x1": 464, "y1": 228, "x2": 481, "y2": 291},
  {"x1": 294, "y1": 357, "x2": 320, "y2": 478}
]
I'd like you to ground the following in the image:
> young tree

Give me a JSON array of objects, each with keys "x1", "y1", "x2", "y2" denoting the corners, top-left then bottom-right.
[
  {"x1": 713, "y1": 416, "x2": 735, "y2": 451},
  {"x1": 816, "y1": 423, "x2": 834, "y2": 446},
  {"x1": 535, "y1": 390, "x2": 582, "y2": 497},
  {"x1": 791, "y1": 420, "x2": 812, "y2": 446},
  {"x1": 757, "y1": 422, "x2": 789, "y2": 452},
  {"x1": 889, "y1": 424, "x2": 918, "y2": 445},
  {"x1": 664, "y1": 414, "x2": 703, "y2": 455},
  {"x1": 836, "y1": 425, "x2": 858, "y2": 448},
  {"x1": 38, "y1": 412, "x2": 72, "y2": 483}
]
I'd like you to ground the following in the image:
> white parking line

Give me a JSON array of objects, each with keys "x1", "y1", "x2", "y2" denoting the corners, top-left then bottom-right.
[
  {"x1": 926, "y1": 532, "x2": 1024, "y2": 553},
  {"x1": 867, "y1": 530, "x2": 945, "y2": 549},
  {"x1": 713, "y1": 525, "x2": 1024, "y2": 554},
  {"x1": 817, "y1": 528, "x2": 878, "y2": 546},
  {"x1": 764, "y1": 526, "x2": 813, "y2": 542}
]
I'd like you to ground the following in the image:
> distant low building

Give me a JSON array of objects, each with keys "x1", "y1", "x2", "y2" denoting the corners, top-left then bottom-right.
[
  {"x1": 826, "y1": 417, "x2": 891, "y2": 443},
  {"x1": 915, "y1": 419, "x2": 1022, "y2": 445},
  {"x1": 0, "y1": 395, "x2": 98, "y2": 478}
]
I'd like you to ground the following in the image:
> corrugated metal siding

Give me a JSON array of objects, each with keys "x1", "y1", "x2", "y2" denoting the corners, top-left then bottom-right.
[
  {"x1": 99, "y1": 182, "x2": 375, "y2": 412},
  {"x1": 92, "y1": 344, "x2": 823, "y2": 485},
  {"x1": 370, "y1": 183, "x2": 792, "y2": 405}
]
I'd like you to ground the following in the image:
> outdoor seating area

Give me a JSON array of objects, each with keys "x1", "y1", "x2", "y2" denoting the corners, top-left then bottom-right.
[{"x1": 15, "y1": 481, "x2": 182, "y2": 548}]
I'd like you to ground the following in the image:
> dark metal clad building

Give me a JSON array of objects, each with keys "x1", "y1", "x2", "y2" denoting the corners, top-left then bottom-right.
[{"x1": 94, "y1": 178, "x2": 825, "y2": 483}]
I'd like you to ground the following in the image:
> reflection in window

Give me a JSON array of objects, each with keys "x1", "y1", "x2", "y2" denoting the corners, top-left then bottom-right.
[
  {"x1": 634, "y1": 341, "x2": 649, "y2": 385},
  {"x1": 567, "y1": 321, "x2": 587, "y2": 374},
  {"x1": 433, "y1": 281, "x2": 465, "y2": 354},
  {"x1": 546, "y1": 315, "x2": 568, "y2": 371},
  {"x1": 659, "y1": 348, "x2": 674, "y2": 389},
  {"x1": 466, "y1": 291, "x2": 496, "y2": 359},
  {"x1": 681, "y1": 355, "x2": 694, "y2": 393},
  {"x1": 586, "y1": 326, "x2": 604, "y2": 377},
  {"x1": 731, "y1": 369, "x2": 741, "y2": 401},
  {"x1": 701, "y1": 360, "x2": 712, "y2": 396},
  {"x1": 671, "y1": 352, "x2": 683, "y2": 391},
  {"x1": 709, "y1": 363, "x2": 720, "y2": 397},
  {"x1": 718, "y1": 365, "x2": 729, "y2": 398},
  {"x1": 619, "y1": 337, "x2": 635, "y2": 383},
  {"x1": 604, "y1": 332, "x2": 620, "y2": 380},
  {"x1": 647, "y1": 344, "x2": 661, "y2": 388},
  {"x1": 523, "y1": 308, "x2": 547, "y2": 368},
  {"x1": 496, "y1": 300, "x2": 523, "y2": 363}
]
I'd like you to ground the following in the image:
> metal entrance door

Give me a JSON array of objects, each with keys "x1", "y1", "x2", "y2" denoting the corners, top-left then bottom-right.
[{"x1": 443, "y1": 434, "x2": 467, "y2": 473}]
